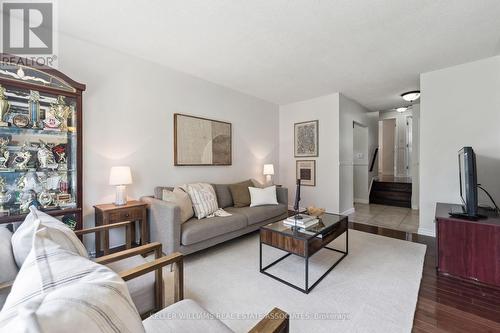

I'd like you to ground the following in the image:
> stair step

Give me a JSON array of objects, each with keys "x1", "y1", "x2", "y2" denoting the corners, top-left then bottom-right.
[
  {"x1": 370, "y1": 181, "x2": 412, "y2": 208},
  {"x1": 370, "y1": 189, "x2": 411, "y2": 201},
  {"x1": 372, "y1": 181, "x2": 412, "y2": 192},
  {"x1": 369, "y1": 197, "x2": 411, "y2": 208}
]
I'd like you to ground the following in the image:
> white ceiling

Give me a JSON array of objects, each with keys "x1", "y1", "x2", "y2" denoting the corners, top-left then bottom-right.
[{"x1": 59, "y1": 0, "x2": 500, "y2": 110}]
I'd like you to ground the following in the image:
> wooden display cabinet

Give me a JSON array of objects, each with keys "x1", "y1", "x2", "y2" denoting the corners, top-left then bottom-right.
[{"x1": 0, "y1": 55, "x2": 85, "y2": 230}]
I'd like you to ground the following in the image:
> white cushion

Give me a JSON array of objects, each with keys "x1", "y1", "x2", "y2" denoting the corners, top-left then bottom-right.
[
  {"x1": 0, "y1": 226, "x2": 18, "y2": 310},
  {"x1": 180, "y1": 183, "x2": 219, "y2": 219},
  {"x1": 143, "y1": 299, "x2": 233, "y2": 333},
  {"x1": 249, "y1": 186, "x2": 278, "y2": 207},
  {"x1": 0, "y1": 222, "x2": 145, "y2": 333},
  {"x1": 162, "y1": 187, "x2": 194, "y2": 223},
  {"x1": 11, "y1": 206, "x2": 88, "y2": 267}
]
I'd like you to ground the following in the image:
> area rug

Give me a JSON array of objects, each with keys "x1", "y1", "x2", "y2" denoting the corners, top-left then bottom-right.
[{"x1": 182, "y1": 229, "x2": 426, "y2": 332}]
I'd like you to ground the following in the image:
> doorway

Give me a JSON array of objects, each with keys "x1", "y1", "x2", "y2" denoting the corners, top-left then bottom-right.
[{"x1": 379, "y1": 118, "x2": 396, "y2": 176}]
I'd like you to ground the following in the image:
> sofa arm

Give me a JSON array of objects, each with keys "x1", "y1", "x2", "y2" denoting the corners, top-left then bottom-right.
[
  {"x1": 140, "y1": 196, "x2": 182, "y2": 254},
  {"x1": 276, "y1": 187, "x2": 288, "y2": 207}
]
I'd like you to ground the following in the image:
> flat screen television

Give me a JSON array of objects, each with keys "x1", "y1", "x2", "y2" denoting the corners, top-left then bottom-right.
[{"x1": 457, "y1": 147, "x2": 479, "y2": 218}]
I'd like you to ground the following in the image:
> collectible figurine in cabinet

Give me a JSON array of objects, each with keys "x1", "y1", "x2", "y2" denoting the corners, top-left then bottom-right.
[
  {"x1": 0, "y1": 137, "x2": 10, "y2": 169},
  {"x1": 0, "y1": 177, "x2": 11, "y2": 216},
  {"x1": 0, "y1": 85, "x2": 11, "y2": 127},
  {"x1": 37, "y1": 140, "x2": 57, "y2": 169},
  {"x1": 49, "y1": 96, "x2": 71, "y2": 132},
  {"x1": 52, "y1": 144, "x2": 67, "y2": 170},
  {"x1": 11, "y1": 143, "x2": 32, "y2": 170},
  {"x1": 29, "y1": 90, "x2": 41, "y2": 128}
]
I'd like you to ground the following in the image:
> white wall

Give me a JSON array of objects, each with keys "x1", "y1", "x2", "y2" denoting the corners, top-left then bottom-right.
[
  {"x1": 338, "y1": 95, "x2": 374, "y2": 213},
  {"x1": 420, "y1": 55, "x2": 500, "y2": 236},
  {"x1": 353, "y1": 124, "x2": 369, "y2": 203},
  {"x1": 411, "y1": 104, "x2": 420, "y2": 209},
  {"x1": 279, "y1": 93, "x2": 340, "y2": 213},
  {"x1": 57, "y1": 35, "x2": 279, "y2": 248}
]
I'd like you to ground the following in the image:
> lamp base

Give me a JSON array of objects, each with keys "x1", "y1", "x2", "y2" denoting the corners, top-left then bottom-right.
[
  {"x1": 115, "y1": 185, "x2": 127, "y2": 206},
  {"x1": 265, "y1": 175, "x2": 274, "y2": 186}
]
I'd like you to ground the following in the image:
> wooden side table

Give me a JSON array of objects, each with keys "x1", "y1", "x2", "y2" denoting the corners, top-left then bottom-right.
[{"x1": 94, "y1": 200, "x2": 148, "y2": 256}]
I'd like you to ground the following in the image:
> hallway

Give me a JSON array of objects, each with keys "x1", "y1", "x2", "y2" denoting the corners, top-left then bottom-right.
[{"x1": 348, "y1": 203, "x2": 419, "y2": 233}]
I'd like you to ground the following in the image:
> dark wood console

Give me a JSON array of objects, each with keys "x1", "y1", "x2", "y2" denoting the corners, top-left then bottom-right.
[{"x1": 435, "y1": 202, "x2": 500, "y2": 288}]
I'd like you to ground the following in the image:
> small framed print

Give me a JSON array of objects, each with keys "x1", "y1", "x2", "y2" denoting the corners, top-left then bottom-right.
[
  {"x1": 294, "y1": 120, "x2": 318, "y2": 157},
  {"x1": 296, "y1": 160, "x2": 316, "y2": 186}
]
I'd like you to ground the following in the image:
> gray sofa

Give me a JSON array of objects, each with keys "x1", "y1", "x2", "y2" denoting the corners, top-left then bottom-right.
[{"x1": 141, "y1": 184, "x2": 288, "y2": 255}]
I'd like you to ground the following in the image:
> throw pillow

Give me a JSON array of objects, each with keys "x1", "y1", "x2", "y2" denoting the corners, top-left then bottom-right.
[
  {"x1": 249, "y1": 186, "x2": 279, "y2": 207},
  {"x1": 162, "y1": 187, "x2": 194, "y2": 223},
  {"x1": 0, "y1": 223, "x2": 145, "y2": 333},
  {"x1": 11, "y1": 206, "x2": 88, "y2": 267},
  {"x1": 180, "y1": 183, "x2": 219, "y2": 219},
  {"x1": 0, "y1": 226, "x2": 18, "y2": 310},
  {"x1": 229, "y1": 180, "x2": 254, "y2": 207}
]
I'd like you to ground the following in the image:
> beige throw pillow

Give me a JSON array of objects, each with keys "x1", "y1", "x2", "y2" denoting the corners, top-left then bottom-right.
[
  {"x1": 180, "y1": 183, "x2": 219, "y2": 219},
  {"x1": 162, "y1": 188, "x2": 194, "y2": 223},
  {"x1": 229, "y1": 180, "x2": 253, "y2": 207},
  {"x1": 11, "y1": 206, "x2": 88, "y2": 267}
]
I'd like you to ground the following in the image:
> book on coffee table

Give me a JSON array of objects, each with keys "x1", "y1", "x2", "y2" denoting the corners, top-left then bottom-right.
[
  {"x1": 283, "y1": 218, "x2": 319, "y2": 229},
  {"x1": 285, "y1": 214, "x2": 315, "y2": 223}
]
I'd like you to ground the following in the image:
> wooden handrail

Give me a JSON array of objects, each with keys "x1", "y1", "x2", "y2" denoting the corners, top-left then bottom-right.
[{"x1": 369, "y1": 147, "x2": 378, "y2": 172}]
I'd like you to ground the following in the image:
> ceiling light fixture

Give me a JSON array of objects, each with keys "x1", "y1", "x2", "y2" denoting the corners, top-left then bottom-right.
[
  {"x1": 396, "y1": 107, "x2": 408, "y2": 113},
  {"x1": 401, "y1": 90, "x2": 420, "y2": 102}
]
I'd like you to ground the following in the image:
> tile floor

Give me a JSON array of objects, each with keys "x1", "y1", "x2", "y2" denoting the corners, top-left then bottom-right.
[{"x1": 348, "y1": 203, "x2": 419, "y2": 233}]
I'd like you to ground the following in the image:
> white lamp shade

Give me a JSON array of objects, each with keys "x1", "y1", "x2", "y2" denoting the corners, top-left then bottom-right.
[
  {"x1": 263, "y1": 164, "x2": 275, "y2": 176},
  {"x1": 109, "y1": 166, "x2": 132, "y2": 185}
]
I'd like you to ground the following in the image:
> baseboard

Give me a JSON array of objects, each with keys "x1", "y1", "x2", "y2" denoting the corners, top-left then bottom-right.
[
  {"x1": 418, "y1": 227, "x2": 435, "y2": 237},
  {"x1": 341, "y1": 207, "x2": 355, "y2": 215},
  {"x1": 354, "y1": 198, "x2": 369, "y2": 204}
]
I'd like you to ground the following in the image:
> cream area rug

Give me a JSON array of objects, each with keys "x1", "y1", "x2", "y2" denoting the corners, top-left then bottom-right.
[{"x1": 181, "y1": 229, "x2": 426, "y2": 333}]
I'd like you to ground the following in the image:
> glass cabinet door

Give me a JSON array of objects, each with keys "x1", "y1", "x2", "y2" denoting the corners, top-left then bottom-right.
[{"x1": 0, "y1": 83, "x2": 78, "y2": 219}]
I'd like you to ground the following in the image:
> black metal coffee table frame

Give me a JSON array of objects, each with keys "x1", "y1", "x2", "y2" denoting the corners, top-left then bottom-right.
[{"x1": 259, "y1": 215, "x2": 348, "y2": 294}]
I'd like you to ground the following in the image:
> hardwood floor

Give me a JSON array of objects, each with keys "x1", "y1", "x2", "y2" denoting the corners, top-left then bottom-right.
[{"x1": 348, "y1": 222, "x2": 500, "y2": 333}]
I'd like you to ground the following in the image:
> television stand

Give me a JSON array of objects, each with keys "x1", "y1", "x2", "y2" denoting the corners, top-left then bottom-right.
[
  {"x1": 447, "y1": 212, "x2": 486, "y2": 221},
  {"x1": 436, "y1": 202, "x2": 500, "y2": 289}
]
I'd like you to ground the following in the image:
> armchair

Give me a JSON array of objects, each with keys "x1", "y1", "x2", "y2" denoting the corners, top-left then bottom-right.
[{"x1": 75, "y1": 220, "x2": 183, "y2": 316}]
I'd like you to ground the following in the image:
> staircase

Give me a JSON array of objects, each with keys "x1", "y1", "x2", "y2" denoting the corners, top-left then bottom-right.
[{"x1": 369, "y1": 180, "x2": 412, "y2": 208}]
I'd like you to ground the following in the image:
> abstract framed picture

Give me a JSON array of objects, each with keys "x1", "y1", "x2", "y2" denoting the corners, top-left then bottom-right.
[
  {"x1": 174, "y1": 113, "x2": 232, "y2": 166},
  {"x1": 296, "y1": 160, "x2": 316, "y2": 186},
  {"x1": 294, "y1": 120, "x2": 318, "y2": 157}
]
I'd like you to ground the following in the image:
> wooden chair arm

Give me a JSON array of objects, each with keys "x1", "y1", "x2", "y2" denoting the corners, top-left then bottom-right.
[
  {"x1": 0, "y1": 280, "x2": 14, "y2": 293},
  {"x1": 119, "y1": 252, "x2": 183, "y2": 281},
  {"x1": 249, "y1": 307, "x2": 289, "y2": 333},
  {"x1": 94, "y1": 242, "x2": 163, "y2": 265},
  {"x1": 74, "y1": 220, "x2": 136, "y2": 236},
  {"x1": 118, "y1": 251, "x2": 184, "y2": 311}
]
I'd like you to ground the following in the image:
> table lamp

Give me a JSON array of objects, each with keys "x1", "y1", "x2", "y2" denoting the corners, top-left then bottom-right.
[
  {"x1": 109, "y1": 166, "x2": 132, "y2": 205},
  {"x1": 263, "y1": 164, "x2": 274, "y2": 185}
]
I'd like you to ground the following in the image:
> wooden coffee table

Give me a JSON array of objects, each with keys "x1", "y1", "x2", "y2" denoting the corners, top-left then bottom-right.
[{"x1": 259, "y1": 213, "x2": 348, "y2": 294}]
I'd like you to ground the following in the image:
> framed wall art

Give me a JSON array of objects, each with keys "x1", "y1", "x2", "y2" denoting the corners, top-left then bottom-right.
[
  {"x1": 294, "y1": 120, "x2": 318, "y2": 157},
  {"x1": 296, "y1": 160, "x2": 316, "y2": 186},
  {"x1": 174, "y1": 113, "x2": 232, "y2": 166}
]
